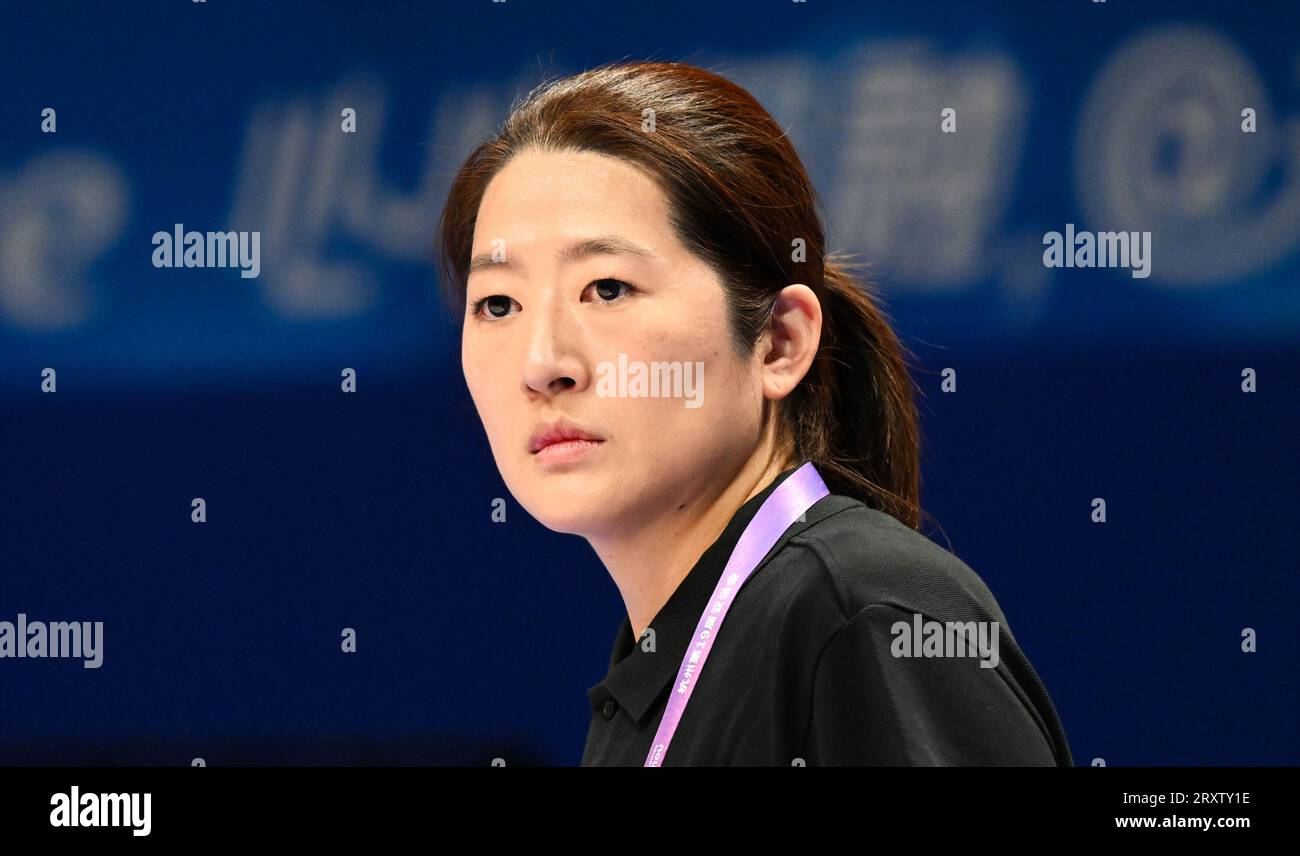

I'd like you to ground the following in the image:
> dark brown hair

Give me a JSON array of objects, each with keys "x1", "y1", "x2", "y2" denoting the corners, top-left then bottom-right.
[{"x1": 438, "y1": 60, "x2": 926, "y2": 530}]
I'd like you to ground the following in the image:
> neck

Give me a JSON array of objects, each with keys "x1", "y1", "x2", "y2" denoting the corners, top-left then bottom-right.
[{"x1": 588, "y1": 436, "x2": 795, "y2": 646}]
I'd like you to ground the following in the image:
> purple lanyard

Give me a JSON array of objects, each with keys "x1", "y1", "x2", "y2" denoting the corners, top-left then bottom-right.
[{"x1": 645, "y1": 461, "x2": 830, "y2": 766}]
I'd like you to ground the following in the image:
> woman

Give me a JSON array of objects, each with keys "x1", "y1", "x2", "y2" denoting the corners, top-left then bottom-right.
[{"x1": 437, "y1": 61, "x2": 1072, "y2": 766}]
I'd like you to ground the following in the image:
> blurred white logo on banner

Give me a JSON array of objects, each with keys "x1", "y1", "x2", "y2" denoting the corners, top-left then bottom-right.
[{"x1": 1075, "y1": 24, "x2": 1300, "y2": 286}]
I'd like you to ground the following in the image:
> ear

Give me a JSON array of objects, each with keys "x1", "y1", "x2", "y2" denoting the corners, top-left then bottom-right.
[{"x1": 758, "y1": 284, "x2": 822, "y2": 401}]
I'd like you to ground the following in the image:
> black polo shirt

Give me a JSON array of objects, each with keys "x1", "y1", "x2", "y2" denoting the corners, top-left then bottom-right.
[{"x1": 582, "y1": 464, "x2": 1073, "y2": 766}]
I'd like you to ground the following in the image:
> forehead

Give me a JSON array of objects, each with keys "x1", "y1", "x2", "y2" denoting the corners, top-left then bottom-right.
[{"x1": 473, "y1": 148, "x2": 674, "y2": 251}]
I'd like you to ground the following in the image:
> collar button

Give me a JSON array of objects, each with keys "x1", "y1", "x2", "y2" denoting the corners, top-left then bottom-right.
[{"x1": 601, "y1": 698, "x2": 619, "y2": 720}]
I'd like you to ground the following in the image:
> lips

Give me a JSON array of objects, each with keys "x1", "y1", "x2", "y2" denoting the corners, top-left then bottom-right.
[{"x1": 528, "y1": 418, "x2": 605, "y2": 454}]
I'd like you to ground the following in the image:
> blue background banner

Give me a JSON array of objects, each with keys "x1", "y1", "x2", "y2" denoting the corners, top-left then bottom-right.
[{"x1": 1, "y1": 0, "x2": 1296, "y2": 764}]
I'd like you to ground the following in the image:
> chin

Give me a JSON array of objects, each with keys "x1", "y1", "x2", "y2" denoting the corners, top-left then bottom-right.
[
  {"x1": 507, "y1": 480, "x2": 590, "y2": 528},
  {"x1": 523, "y1": 503, "x2": 598, "y2": 536}
]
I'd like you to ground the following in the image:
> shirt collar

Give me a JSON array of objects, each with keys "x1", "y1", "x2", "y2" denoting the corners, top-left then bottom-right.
[{"x1": 586, "y1": 463, "x2": 813, "y2": 725}]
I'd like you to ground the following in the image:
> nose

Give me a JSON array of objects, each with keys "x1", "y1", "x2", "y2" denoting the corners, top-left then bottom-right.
[{"x1": 521, "y1": 290, "x2": 590, "y2": 399}]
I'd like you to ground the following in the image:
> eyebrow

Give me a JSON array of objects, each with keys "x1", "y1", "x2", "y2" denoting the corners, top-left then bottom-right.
[{"x1": 468, "y1": 235, "x2": 655, "y2": 277}]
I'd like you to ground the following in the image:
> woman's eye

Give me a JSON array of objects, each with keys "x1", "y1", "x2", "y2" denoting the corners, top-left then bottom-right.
[
  {"x1": 470, "y1": 295, "x2": 518, "y2": 320},
  {"x1": 585, "y1": 278, "x2": 634, "y2": 302},
  {"x1": 471, "y1": 279, "x2": 634, "y2": 320}
]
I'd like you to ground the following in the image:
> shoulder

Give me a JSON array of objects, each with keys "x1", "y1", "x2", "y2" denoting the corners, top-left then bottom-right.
[
  {"x1": 771, "y1": 495, "x2": 1071, "y2": 765},
  {"x1": 780, "y1": 494, "x2": 1008, "y2": 629}
]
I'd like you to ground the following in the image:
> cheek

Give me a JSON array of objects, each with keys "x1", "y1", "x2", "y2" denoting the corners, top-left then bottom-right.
[
  {"x1": 618, "y1": 341, "x2": 746, "y2": 442},
  {"x1": 461, "y1": 348, "x2": 485, "y2": 408},
  {"x1": 462, "y1": 343, "x2": 507, "y2": 434}
]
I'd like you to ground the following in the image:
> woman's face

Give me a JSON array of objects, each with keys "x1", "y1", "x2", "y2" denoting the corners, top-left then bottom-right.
[{"x1": 462, "y1": 147, "x2": 768, "y2": 537}]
